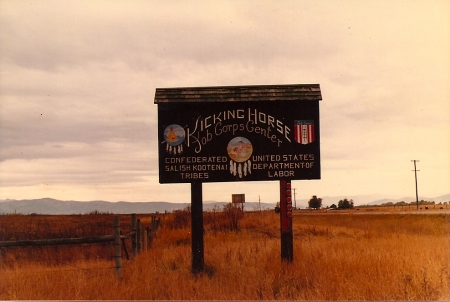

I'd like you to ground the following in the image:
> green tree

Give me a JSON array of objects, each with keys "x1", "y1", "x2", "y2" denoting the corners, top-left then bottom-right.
[
  {"x1": 308, "y1": 195, "x2": 322, "y2": 209},
  {"x1": 338, "y1": 198, "x2": 354, "y2": 209}
]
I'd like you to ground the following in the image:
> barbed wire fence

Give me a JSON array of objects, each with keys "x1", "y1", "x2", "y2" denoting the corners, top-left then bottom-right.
[{"x1": 0, "y1": 214, "x2": 161, "y2": 277}]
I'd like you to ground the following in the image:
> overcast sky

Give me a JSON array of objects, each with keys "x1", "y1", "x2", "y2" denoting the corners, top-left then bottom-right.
[{"x1": 1, "y1": 1, "x2": 449, "y2": 205}]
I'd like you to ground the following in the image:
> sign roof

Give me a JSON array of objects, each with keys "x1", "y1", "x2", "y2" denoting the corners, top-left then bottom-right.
[{"x1": 154, "y1": 84, "x2": 322, "y2": 103}]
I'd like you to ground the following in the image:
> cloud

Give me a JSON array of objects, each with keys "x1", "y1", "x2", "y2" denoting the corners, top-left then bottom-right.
[{"x1": 0, "y1": 0, "x2": 449, "y2": 202}]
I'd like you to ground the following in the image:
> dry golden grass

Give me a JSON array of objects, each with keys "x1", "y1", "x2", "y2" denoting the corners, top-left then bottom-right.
[{"x1": 1, "y1": 211, "x2": 449, "y2": 300}]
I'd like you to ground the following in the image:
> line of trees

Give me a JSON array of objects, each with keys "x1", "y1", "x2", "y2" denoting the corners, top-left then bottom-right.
[
  {"x1": 338, "y1": 198, "x2": 354, "y2": 209},
  {"x1": 308, "y1": 196, "x2": 354, "y2": 210},
  {"x1": 307, "y1": 196, "x2": 449, "y2": 210},
  {"x1": 381, "y1": 200, "x2": 448, "y2": 206}
]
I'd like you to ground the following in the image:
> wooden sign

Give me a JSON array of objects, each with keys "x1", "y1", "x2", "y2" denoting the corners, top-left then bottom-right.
[
  {"x1": 155, "y1": 84, "x2": 322, "y2": 184},
  {"x1": 232, "y1": 194, "x2": 245, "y2": 204}
]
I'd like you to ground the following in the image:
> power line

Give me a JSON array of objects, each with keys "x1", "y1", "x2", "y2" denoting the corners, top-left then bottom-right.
[{"x1": 411, "y1": 160, "x2": 420, "y2": 210}]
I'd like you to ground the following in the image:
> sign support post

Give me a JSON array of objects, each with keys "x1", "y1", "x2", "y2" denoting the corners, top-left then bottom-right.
[
  {"x1": 280, "y1": 179, "x2": 293, "y2": 262},
  {"x1": 191, "y1": 182, "x2": 204, "y2": 273}
]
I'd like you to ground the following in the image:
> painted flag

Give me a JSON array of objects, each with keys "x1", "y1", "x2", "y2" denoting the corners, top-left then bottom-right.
[{"x1": 294, "y1": 120, "x2": 314, "y2": 144}]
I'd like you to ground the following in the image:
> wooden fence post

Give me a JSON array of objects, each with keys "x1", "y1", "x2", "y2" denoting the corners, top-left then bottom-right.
[
  {"x1": 144, "y1": 228, "x2": 148, "y2": 251},
  {"x1": 150, "y1": 215, "x2": 156, "y2": 243},
  {"x1": 113, "y1": 216, "x2": 123, "y2": 278},
  {"x1": 151, "y1": 215, "x2": 156, "y2": 234},
  {"x1": 120, "y1": 230, "x2": 129, "y2": 260},
  {"x1": 136, "y1": 219, "x2": 142, "y2": 253},
  {"x1": 131, "y1": 214, "x2": 137, "y2": 257}
]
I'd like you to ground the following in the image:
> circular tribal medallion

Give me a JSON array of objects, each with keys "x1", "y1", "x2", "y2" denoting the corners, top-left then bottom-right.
[
  {"x1": 164, "y1": 124, "x2": 185, "y2": 155},
  {"x1": 227, "y1": 137, "x2": 253, "y2": 179}
]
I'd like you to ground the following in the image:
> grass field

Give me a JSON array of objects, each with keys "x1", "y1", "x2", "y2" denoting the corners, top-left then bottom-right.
[{"x1": 0, "y1": 209, "x2": 449, "y2": 300}]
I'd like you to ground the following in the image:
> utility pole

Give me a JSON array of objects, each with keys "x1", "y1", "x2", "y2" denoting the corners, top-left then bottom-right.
[
  {"x1": 411, "y1": 160, "x2": 420, "y2": 210},
  {"x1": 293, "y1": 188, "x2": 297, "y2": 209}
]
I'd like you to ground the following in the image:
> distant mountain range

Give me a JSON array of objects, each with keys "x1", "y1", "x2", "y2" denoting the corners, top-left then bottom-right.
[
  {"x1": 0, "y1": 194, "x2": 448, "y2": 215},
  {"x1": 0, "y1": 198, "x2": 275, "y2": 215},
  {"x1": 364, "y1": 194, "x2": 450, "y2": 206}
]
